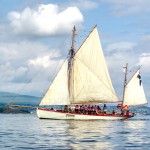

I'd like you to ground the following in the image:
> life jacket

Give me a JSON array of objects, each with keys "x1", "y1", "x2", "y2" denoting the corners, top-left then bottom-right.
[{"x1": 126, "y1": 111, "x2": 130, "y2": 116}]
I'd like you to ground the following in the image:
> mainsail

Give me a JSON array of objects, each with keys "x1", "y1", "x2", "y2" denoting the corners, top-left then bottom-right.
[
  {"x1": 123, "y1": 69, "x2": 148, "y2": 106},
  {"x1": 70, "y1": 27, "x2": 118, "y2": 103},
  {"x1": 40, "y1": 26, "x2": 119, "y2": 105}
]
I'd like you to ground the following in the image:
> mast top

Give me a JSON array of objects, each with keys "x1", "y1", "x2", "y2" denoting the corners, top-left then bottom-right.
[
  {"x1": 70, "y1": 26, "x2": 76, "y2": 58},
  {"x1": 122, "y1": 63, "x2": 128, "y2": 105},
  {"x1": 71, "y1": 26, "x2": 76, "y2": 49}
]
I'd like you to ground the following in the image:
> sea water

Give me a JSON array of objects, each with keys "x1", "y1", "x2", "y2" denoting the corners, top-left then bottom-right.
[{"x1": 0, "y1": 108, "x2": 150, "y2": 150}]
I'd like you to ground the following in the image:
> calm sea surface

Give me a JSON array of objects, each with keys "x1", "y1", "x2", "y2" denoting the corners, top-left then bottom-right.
[{"x1": 0, "y1": 109, "x2": 150, "y2": 150}]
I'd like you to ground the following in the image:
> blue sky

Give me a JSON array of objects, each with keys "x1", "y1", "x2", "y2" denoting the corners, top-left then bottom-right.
[{"x1": 0, "y1": 0, "x2": 149, "y2": 104}]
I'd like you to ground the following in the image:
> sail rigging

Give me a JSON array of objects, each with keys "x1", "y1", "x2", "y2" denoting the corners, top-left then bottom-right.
[{"x1": 40, "y1": 26, "x2": 119, "y2": 105}]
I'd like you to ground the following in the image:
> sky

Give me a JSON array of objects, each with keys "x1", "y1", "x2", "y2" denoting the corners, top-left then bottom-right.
[{"x1": 0, "y1": 0, "x2": 149, "y2": 104}]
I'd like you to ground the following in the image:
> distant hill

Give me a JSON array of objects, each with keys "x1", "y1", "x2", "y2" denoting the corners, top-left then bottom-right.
[{"x1": 0, "y1": 92, "x2": 41, "y2": 106}]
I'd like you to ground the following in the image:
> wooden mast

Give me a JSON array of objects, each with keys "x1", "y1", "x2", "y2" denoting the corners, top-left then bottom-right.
[
  {"x1": 68, "y1": 26, "x2": 76, "y2": 104},
  {"x1": 70, "y1": 26, "x2": 76, "y2": 58},
  {"x1": 122, "y1": 63, "x2": 128, "y2": 106}
]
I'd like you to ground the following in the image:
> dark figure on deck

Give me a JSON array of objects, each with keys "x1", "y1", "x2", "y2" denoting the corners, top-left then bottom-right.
[
  {"x1": 103, "y1": 104, "x2": 107, "y2": 114},
  {"x1": 91, "y1": 106, "x2": 94, "y2": 114},
  {"x1": 96, "y1": 105, "x2": 101, "y2": 114},
  {"x1": 84, "y1": 105, "x2": 88, "y2": 114},
  {"x1": 79, "y1": 105, "x2": 84, "y2": 114},
  {"x1": 64, "y1": 105, "x2": 68, "y2": 112},
  {"x1": 112, "y1": 110, "x2": 115, "y2": 114},
  {"x1": 88, "y1": 105, "x2": 91, "y2": 114},
  {"x1": 126, "y1": 110, "x2": 130, "y2": 116},
  {"x1": 97, "y1": 106, "x2": 101, "y2": 111},
  {"x1": 121, "y1": 109, "x2": 124, "y2": 115},
  {"x1": 75, "y1": 105, "x2": 79, "y2": 113}
]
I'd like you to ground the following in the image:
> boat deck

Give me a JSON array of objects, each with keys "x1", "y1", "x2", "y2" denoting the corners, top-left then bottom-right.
[{"x1": 38, "y1": 108, "x2": 134, "y2": 118}]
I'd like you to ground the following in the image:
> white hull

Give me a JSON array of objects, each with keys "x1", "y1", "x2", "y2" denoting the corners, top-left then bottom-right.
[{"x1": 37, "y1": 108, "x2": 133, "y2": 120}]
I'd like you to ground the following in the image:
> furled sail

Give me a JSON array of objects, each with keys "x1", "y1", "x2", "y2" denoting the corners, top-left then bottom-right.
[
  {"x1": 123, "y1": 69, "x2": 148, "y2": 106},
  {"x1": 39, "y1": 60, "x2": 70, "y2": 105},
  {"x1": 70, "y1": 27, "x2": 119, "y2": 104}
]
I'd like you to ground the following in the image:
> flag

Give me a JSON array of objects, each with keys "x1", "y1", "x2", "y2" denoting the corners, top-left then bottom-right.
[{"x1": 137, "y1": 74, "x2": 142, "y2": 86}]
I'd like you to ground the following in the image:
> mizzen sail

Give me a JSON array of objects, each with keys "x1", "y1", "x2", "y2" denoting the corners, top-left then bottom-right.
[{"x1": 123, "y1": 69, "x2": 148, "y2": 106}]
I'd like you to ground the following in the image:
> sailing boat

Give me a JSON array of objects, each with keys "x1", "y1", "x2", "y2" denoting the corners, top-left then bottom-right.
[
  {"x1": 122, "y1": 64, "x2": 148, "y2": 109},
  {"x1": 37, "y1": 26, "x2": 147, "y2": 120}
]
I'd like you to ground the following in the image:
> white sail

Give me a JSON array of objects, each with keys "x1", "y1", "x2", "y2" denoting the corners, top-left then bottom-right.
[
  {"x1": 39, "y1": 60, "x2": 70, "y2": 105},
  {"x1": 70, "y1": 27, "x2": 119, "y2": 104},
  {"x1": 123, "y1": 69, "x2": 147, "y2": 106}
]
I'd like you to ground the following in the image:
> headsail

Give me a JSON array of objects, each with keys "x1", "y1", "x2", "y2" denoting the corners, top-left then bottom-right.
[
  {"x1": 39, "y1": 60, "x2": 70, "y2": 105},
  {"x1": 123, "y1": 69, "x2": 148, "y2": 107},
  {"x1": 70, "y1": 27, "x2": 119, "y2": 104}
]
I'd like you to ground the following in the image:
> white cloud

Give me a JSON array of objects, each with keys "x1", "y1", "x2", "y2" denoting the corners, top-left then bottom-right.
[
  {"x1": 29, "y1": 51, "x2": 62, "y2": 68},
  {"x1": 141, "y1": 35, "x2": 150, "y2": 41},
  {"x1": 8, "y1": 4, "x2": 83, "y2": 36},
  {"x1": 29, "y1": 56, "x2": 52, "y2": 68},
  {"x1": 137, "y1": 53, "x2": 150, "y2": 69},
  {"x1": 0, "y1": 40, "x2": 65, "y2": 96},
  {"x1": 105, "y1": 42, "x2": 136, "y2": 52}
]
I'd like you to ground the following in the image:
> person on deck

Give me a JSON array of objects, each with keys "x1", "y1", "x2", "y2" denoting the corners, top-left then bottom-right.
[
  {"x1": 93, "y1": 105, "x2": 97, "y2": 114},
  {"x1": 96, "y1": 106, "x2": 101, "y2": 115},
  {"x1": 64, "y1": 105, "x2": 68, "y2": 112},
  {"x1": 84, "y1": 105, "x2": 88, "y2": 114},
  {"x1": 103, "y1": 104, "x2": 107, "y2": 114},
  {"x1": 75, "y1": 105, "x2": 79, "y2": 113},
  {"x1": 121, "y1": 109, "x2": 124, "y2": 115},
  {"x1": 82, "y1": 105, "x2": 85, "y2": 114},
  {"x1": 88, "y1": 105, "x2": 91, "y2": 114},
  {"x1": 79, "y1": 105, "x2": 83, "y2": 114},
  {"x1": 97, "y1": 106, "x2": 101, "y2": 111},
  {"x1": 126, "y1": 110, "x2": 130, "y2": 116},
  {"x1": 112, "y1": 110, "x2": 115, "y2": 115},
  {"x1": 91, "y1": 106, "x2": 94, "y2": 114}
]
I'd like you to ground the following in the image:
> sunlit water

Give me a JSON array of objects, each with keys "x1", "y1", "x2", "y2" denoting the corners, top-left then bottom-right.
[{"x1": 0, "y1": 111, "x2": 150, "y2": 150}]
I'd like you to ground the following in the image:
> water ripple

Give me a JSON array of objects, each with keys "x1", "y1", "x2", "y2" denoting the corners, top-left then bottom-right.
[{"x1": 0, "y1": 113, "x2": 150, "y2": 149}]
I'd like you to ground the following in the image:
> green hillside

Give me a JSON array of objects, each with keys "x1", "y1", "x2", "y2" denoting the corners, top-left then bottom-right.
[{"x1": 0, "y1": 92, "x2": 41, "y2": 106}]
